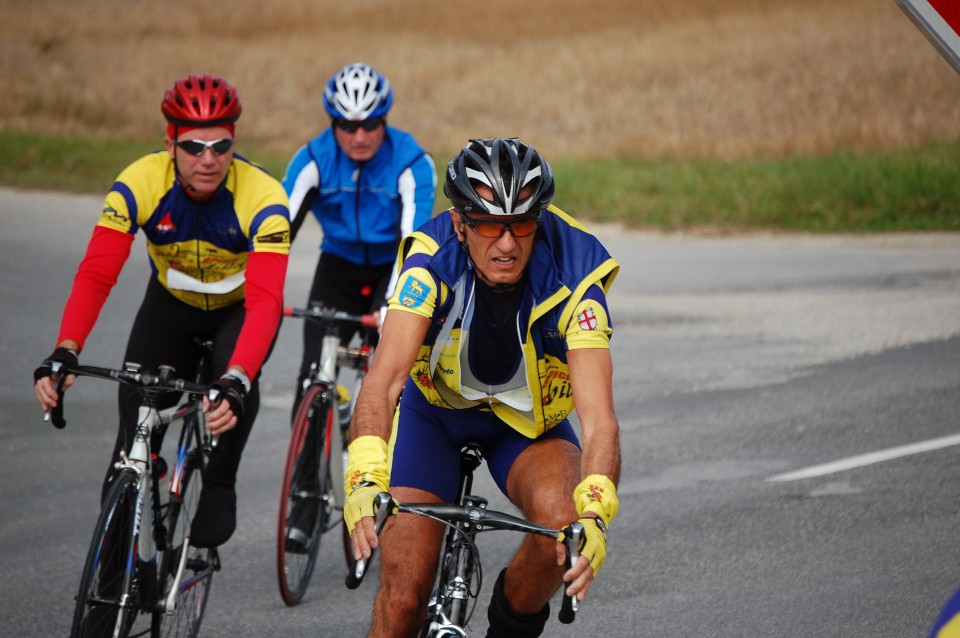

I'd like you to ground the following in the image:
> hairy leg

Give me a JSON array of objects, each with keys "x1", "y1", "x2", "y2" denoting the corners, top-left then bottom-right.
[
  {"x1": 367, "y1": 486, "x2": 445, "y2": 638},
  {"x1": 501, "y1": 438, "x2": 581, "y2": 615}
]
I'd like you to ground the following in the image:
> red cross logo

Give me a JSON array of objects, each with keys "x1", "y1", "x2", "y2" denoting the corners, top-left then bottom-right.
[{"x1": 577, "y1": 308, "x2": 598, "y2": 331}]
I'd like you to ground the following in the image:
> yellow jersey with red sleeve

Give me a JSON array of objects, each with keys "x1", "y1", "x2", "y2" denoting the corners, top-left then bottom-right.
[
  {"x1": 387, "y1": 205, "x2": 618, "y2": 439},
  {"x1": 97, "y1": 151, "x2": 290, "y2": 310}
]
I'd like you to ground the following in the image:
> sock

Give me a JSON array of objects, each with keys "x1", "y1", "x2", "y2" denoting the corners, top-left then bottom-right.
[{"x1": 485, "y1": 568, "x2": 549, "y2": 638}]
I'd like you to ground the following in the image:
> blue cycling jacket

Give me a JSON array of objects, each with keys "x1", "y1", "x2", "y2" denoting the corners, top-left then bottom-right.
[{"x1": 282, "y1": 126, "x2": 436, "y2": 267}]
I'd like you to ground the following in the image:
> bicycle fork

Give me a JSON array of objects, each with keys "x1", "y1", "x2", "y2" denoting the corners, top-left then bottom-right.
[
  {"x1": 102, "y1": 405, "x2": 157, "y2": 620},
  {"x1": 161, "y1": 408, "x2": 207, "y2": 616}
]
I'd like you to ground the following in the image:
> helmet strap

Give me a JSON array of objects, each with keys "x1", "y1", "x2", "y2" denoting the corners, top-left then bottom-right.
[{"x1": 170, "y1": 123, "x2": 197, "y2": 196}]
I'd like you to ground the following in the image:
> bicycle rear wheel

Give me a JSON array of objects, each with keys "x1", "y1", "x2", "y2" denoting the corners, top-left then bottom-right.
[
  {"x1": 71, "y1": 471, "x2": 141, "y2": 638},
  {"x1": 277, "y1": 384, "x2": 337, "y2": 605},
  {"x1": 153, "y1": 418, "x2": 215, "y2": 638}
]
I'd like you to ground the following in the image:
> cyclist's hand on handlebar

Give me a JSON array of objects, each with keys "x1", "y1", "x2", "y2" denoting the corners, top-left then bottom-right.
[
  {"x1": 559, "y1": 517, "x2": 607, "y2": 601},
  {"x1": 203, "y1": 373, "x2": 248, "y2": 434},
  {"x1": 343, "y1": 435, "x2": 391, "y2": 559},
  {"x1": 344, "y1": 483, "x2": 383, "y2": 559},
  {"x1": 33, "y1": 347, "x2": 78, "y2": 412}
]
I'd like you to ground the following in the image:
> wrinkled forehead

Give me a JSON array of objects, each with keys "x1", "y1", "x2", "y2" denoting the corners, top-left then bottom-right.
[{"x1": 473, "y1": 181, "x2": 534, "y2": 203}]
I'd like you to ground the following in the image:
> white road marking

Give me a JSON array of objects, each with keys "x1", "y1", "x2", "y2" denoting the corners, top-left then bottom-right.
[{"x1": 767, "y1": 433, "x2": 960, "y2": 482}]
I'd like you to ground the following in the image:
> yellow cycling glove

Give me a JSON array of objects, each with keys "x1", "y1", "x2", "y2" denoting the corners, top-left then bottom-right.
[
  {"x1": 577, "y1": 517, "x2": 608, "y2": 575},
  {"x1": 572, "y1": 474, "x2": 619, "y2": 576},
  {"x1": 343, "y1": 435, "x2": 390, "y2": 535}
]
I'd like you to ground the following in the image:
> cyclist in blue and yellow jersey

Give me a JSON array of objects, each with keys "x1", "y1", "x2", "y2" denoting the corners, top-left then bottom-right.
[
  {"x1": 345, "y1": 138, "x2": 622, "y2": 638},
  {"x1": 930, "y1": 583, "x2": 960, "y2": 637},
  {"x1": 33, "y1": 74, "x2": 290, "y2": 550}
]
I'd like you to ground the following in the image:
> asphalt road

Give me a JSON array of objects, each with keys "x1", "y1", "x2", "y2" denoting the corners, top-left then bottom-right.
[{"x1": 2, "y1": 187, "x2": 959, "y2": 637}]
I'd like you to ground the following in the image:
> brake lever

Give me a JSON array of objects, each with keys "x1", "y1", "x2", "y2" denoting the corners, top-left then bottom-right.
[
  {"x1": 558, "y1": 521, "x2": 583, "y2": 623},
  {"x1": 44, "y1": 361, "x2": 68, "y2": 429},
  {"x1": 345, "y1": 492, "x2": 394, "y2": 589}
]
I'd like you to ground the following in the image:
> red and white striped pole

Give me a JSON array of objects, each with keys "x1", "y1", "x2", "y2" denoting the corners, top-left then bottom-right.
[{"x1": 896, "y1": 0, "x2": 960, "y2": 74}]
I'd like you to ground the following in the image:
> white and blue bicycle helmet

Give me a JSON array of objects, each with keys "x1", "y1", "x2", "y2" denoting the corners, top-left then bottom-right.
[{"x1": 323, "y1": 63, "x2": 393, "y2": 121}]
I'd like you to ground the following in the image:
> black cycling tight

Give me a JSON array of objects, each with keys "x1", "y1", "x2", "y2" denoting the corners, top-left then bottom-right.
[{"x1": 294, "y1": 253, "x2": 389, "y2": 402}]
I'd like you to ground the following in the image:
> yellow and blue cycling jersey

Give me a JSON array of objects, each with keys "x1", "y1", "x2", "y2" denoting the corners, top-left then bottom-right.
[
  {"x1": 388, "y1": 205, "x2": 619, "y2": 439},
  {"x1": 97, "y1": 151, "x2": 290, "y2": 310},
  {"x1": 931, "y1": 583, "x2": 960, "y2": 637}
]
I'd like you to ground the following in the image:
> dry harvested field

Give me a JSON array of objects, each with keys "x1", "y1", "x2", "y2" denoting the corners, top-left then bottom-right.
[{"x1": 2, "y1": 0, "x2": 959, "y2": 160}]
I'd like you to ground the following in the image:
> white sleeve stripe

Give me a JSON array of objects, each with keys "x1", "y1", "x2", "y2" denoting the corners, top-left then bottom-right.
[
  {"x1": 398, "y1": 167, "x2": 418, "y2": 237},
  {"x1": 288, "y1": 162, "x2": 320, "y2": 226}
]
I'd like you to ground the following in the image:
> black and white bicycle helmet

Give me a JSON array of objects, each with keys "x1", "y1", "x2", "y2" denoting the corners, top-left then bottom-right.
[
  {"x1": 444, "y1": 138, "x2": 554, "y2": 216},
  {"x1": 323, "y1": 63, "x2": 393, "y2": 121}
]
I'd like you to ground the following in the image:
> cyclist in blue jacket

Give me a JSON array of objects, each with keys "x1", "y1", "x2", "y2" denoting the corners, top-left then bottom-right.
[{"x1": 282, "y1": 62, "x2": 436, "y2": 549}]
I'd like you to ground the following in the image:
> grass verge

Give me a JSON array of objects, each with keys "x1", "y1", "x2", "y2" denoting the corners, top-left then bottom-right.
[{"x1": 2, "y1": 131, "x2": 958, "y2": 233}]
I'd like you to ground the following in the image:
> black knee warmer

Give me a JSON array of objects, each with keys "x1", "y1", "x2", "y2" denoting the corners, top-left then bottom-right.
[{"x1": 485, "y1": 568, "x2": 549, "y2": 638}]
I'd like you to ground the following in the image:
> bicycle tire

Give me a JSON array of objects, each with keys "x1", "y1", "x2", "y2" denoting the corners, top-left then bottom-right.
[
  {"x1": 153, "y1": 417, "x2": 214, "y2": 638},
  {"x1": 71, "y1": 471, "x2": 141, "y2": 638},
  {"x1": 277, "y1": 384, "x2": 336, "y2": 605}
]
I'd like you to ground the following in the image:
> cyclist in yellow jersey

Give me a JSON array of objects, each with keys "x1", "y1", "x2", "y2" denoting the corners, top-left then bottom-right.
[
  {"x1": 344, "y1": 138, "x2": 621, "y2": 638},
  {"x1": 34, "y1": 74, "x2": 290, "y2": 550}
]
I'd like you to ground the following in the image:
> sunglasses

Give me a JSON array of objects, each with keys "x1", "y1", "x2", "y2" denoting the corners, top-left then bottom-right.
[
  {"x1": 175, "y1": 138, "x2": 235, "y2": 156},
  {"x1": 334, "y1": 117, "x2": 384, "y2": 133},
  {"x1": 459, "y1": 213, "x2": 541, "y2": 239}
]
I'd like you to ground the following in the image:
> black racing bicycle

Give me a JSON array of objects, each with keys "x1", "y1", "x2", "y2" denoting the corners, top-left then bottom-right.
[
  {"x1": 346, "y1": 442, "x2": 583, "y2": 638},
  {"x1": 277, "y1": 304, "x2": 378, "y2": 606},
  {"x1": 48, "y1": 345, "x2": 220, "y2": 638}
]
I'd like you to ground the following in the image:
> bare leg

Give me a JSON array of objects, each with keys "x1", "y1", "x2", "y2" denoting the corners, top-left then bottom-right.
[
  {"x1": 366, "y1": 486, "x2": 446, "y2": 638},
  {"x1": 501, "y1": 438, "x2": 581, "y2": 614}
]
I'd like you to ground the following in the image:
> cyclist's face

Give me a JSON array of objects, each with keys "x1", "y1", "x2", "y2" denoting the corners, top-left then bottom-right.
[
  {"x1": 454, "y1": 185, "x2": 537, "y2": 287},
  {"x1": 333, "y1": 118, "x2": 386, "y2": 162},
  {"x1": 166, "y1": 126, "x2": 234, "y2": 200}
]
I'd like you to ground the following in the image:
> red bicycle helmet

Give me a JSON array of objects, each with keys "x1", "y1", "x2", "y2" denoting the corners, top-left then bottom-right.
[{"x1": 161, "y1": 74, "x2": 242, "y2": 127}]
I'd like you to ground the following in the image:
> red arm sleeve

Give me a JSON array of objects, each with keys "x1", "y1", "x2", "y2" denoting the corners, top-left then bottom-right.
[
  {"x1": 228, "y1": 251, "x2": 288, "y2": 379},
  {"x1": 57, "y1": 225, "x2": 135, "y2": 351}
]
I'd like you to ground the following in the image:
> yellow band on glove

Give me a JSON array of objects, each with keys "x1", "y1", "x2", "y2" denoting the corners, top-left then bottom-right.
[
  {"x1": 573, "y1": 474, "x2": 619, "y2": 527},
  {"x1": 343, "y1": 435, "x2": 390, "y2": 534},
  {"x1": 344, "y1": 435, "x2": 390, "y2": 493}
]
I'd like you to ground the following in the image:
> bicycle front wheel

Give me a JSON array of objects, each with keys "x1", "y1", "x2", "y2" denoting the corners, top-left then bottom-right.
[
  {"x1": 153, "y1": 418, "x2": 215, "y2": 638},
  {"x1": 277, "y1": 384, "x2": 336, "y2": 605},
  {"x1": 71, "y1": 471, "x2": 141, "y2": 638}
]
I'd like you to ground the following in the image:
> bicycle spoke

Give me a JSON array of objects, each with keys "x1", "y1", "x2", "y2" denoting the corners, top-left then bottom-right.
[
  {"x1": 153, "y1": 423, "x2": 214, "y2": 638},
  {"x1": 71, "y1": 472, "x2": 142, "y2": 638}
]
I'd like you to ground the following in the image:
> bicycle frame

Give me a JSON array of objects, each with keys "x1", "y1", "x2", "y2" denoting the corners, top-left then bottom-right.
[
  {"x1": 111, "y1": 399, "x2": 208, "y2": 616},
  {"x1": 318, "y1": 332, "x2": 347, "y2": 510},
  {"x1": 288, "y1": 306, "x2": 378, "y2": 513},
  {"x1": 277, "y1": 304, "x2": 379, "y2": 605},
  {"x1": 53, "y1": 359, "x2": 217, "y2": 627}
]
